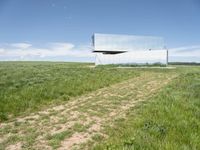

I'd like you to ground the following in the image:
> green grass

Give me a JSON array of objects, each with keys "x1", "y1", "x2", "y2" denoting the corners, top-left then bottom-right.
[
  {"x1": 0, "y1": 62, "x2": 199, "y2": 149},
  {"x1": 93, "y1": 69, "x2": 200, "y2": 149},
  {"x1": 97, "y1": 62, "x2": 167, "y2": 68},
  {"x1": 72, "y1": 123, "x2": 89, "y2": 132},
  {"x1": 47, "y1": 130, "x2": 73, "y2": 149},
  {"x1": 0, "y1": 62, "x2": 139, "y2": 121}
]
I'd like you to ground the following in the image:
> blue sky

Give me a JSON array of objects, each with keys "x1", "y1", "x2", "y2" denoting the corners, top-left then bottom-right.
[{"x1": 0, "y1": 0, "x2": 200, "y2": 62}]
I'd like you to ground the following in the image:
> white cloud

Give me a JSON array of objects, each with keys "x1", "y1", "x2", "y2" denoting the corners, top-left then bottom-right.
[
  {"x1": 0, "y1": 42, "x2": 94, "y2": 61},
  {"x1": 0, "y1": 48, "x2": 5, "y2": 54},
  {"x1": 48, "y1": 43, "x2": 75, "y2": 50},
  {"x1": 11, "y1": 43, "x2": 32, "y2": 49},
  {"x1": 168, "y1": 45, "x2": 200, "y2": 62},
  {"x1": 170, "y1": 45, "x2": 200, "y2": 51},
  {"x1": 169, "y1": 45, "x2": 200, "y2": 57}
]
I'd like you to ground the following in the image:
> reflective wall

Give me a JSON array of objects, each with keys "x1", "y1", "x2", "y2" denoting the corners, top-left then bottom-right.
[
  {"x1": 93, "y1": 33, "x2": 164, "y2": 52},
  {"x1": 95, "y1": 50, "x2": 168, "y2": 65}
]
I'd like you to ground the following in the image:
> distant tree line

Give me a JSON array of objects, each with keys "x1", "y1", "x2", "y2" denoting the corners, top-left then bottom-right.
[{"x1": 169, "y1": 62, "x2": 200, "y2": 66}]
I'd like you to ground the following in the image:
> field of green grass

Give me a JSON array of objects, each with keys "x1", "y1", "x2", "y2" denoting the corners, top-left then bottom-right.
[
  {"x1": 0, "y1": 62, "x2": 199, "y2": 150},
  {"x1": 0, "y1": 62, "x2": 139, "y2": 121},
  {"x1": 93, "y1": 69, "x2": 200, "y2": 150}
]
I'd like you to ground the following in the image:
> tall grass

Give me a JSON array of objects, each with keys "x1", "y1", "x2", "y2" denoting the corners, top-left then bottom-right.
[
  {"x1": 93, "y1": 71, "x2": 200, "y2": 149},
  {"x1": 0, "y1": 62, "x2": 139, "y2": 121}
]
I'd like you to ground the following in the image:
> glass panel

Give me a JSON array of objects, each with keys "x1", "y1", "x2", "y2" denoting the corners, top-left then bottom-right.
[
  {"x1": 93, "y1": 33, "x2": 164, "y2": 52},
  {"x1": 95, "y1": 50, "x2": 167, "y2": 65}
]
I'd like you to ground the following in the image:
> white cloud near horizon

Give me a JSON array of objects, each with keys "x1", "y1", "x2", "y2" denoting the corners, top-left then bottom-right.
[
  {"x1": 48, "y1": 43, "x2": 75, "y2": 51},
  {"x1": 0, "y1": 42, "x2": 94, "y2": 61},
  {"x1": 168, "y1": 45, "x2": 200, "y2": 62},
  {"x1": 169, "y1": 45, "x2": 200, "y2": 52},
  {"x1": 169, "y1": 45, "x2": 200, "y2": 57},
  {"x1": 11, "y1": 43, "x2": 32, "y2": 49}
]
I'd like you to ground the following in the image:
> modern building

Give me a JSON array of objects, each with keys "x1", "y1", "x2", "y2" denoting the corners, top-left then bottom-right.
[{"x1": 92, "y1": 33, "x2": 168, "y2": 65}]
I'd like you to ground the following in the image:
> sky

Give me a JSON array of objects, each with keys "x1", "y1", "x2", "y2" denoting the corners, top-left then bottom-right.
[{"x1": 0, "y1": 0, "x2": 200, "y2": 62}]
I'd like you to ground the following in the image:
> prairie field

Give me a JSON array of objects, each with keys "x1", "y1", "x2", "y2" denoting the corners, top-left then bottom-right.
[
  {"x1": 0, "y1": 62, "x2": 139, "y2": 121},
  {"x1": 0, "y1": 62, "x2": 199, "y2": 150}
]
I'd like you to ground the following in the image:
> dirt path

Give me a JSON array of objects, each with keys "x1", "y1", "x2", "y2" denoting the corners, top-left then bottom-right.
[{"x1": 0, "y1": 72, "x2": 177, "y2": 150}]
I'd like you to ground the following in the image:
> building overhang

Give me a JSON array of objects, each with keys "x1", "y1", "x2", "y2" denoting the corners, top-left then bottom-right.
[{"x1": 93, "y1": 51, "x2": 127, "y2": 54}]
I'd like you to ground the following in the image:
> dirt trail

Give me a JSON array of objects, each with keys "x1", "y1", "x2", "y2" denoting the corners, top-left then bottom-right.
[{"x1": 0, "y1": 72, "x2": 177, "y2": 150}]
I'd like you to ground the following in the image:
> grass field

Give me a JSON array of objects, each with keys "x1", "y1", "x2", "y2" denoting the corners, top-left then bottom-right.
[
  {"x1": 0, "y1": 62, "x2": 139, "y2": 121},
  {"x1": 93, "y1": 69, "x2": 200, "y2": 150},
  {"x1": 0, "y1": 62, "x2": 199, "y2": 150}
]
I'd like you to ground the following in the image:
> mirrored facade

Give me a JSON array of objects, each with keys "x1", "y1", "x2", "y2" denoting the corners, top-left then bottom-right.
[
  {"x1": 95, "y1": 50, "x2": 167, "y2": 65},
  {"x1": 93, "y1": 33, "x2": 165, "y2": 52}
]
